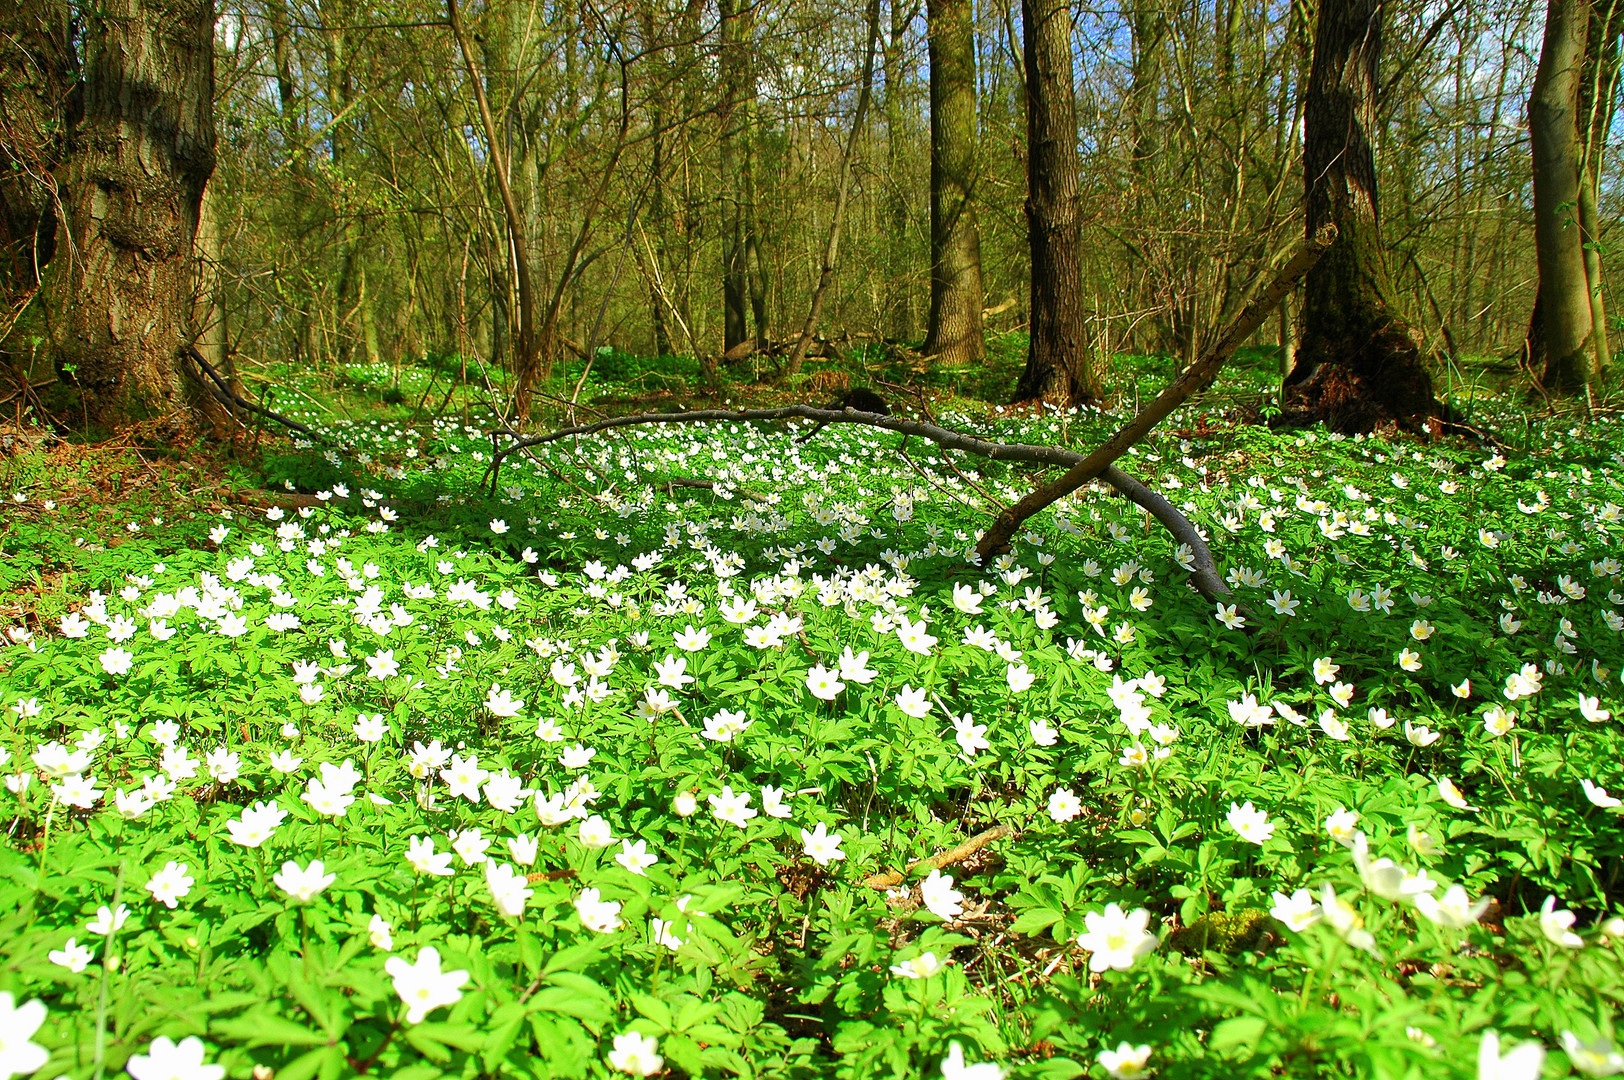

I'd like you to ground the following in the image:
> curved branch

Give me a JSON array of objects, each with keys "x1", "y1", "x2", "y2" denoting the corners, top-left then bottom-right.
[
  {"x1": 483, "y1": 405, "x2": 1232, "y2": 601},
  {"x1": 973, "y1": 225, "x2": 1336, "y2": 560}
]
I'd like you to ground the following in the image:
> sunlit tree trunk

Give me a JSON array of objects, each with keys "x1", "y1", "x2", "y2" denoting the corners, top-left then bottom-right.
[
  {"x1": 922, "y1": 0, "x2": 983, "y2": 368},
  {"x1": 1530, "y1": 0, "x2": 1597, "y2": 393}
]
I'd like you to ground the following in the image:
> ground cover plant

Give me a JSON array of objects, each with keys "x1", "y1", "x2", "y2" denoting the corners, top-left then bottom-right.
[{"x1": 2, "y1": 379, "x2": 1624, "y2": 1080}]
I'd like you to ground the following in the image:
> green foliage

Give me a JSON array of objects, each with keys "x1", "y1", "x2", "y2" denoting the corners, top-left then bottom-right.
[{"x1": 2, "y1": 392, "x2": 1624, "y2": 1079}]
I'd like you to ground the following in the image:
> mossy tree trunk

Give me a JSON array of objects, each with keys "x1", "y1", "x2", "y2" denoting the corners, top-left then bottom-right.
[{"x1": 1284, "y1": 0, "x2": 1445, "y2": 432}]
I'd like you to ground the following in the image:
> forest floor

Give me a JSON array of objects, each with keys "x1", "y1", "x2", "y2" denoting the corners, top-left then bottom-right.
[{"x1": 0, "y1": 343, "x2": 1620, "y2": 1080}]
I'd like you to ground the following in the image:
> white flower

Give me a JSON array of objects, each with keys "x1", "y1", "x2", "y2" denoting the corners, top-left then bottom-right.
[
  {"x1": 1075, "y1": 903, "x2": 1157, "y2": 972},
  {"x1": 800, "y1": 822, "x2": 845, "y2": 866},
  {"x1": 708, "y1": 786, "x2": 757, "y2": 828},
  {"x1": 1048, "y1": 787, "x2": 1081, "y2": 822},
  {"x1": 615, "y1": 839, "x2": 658, "y2": 875},
  {"x1": 1580, "y1": 695, "x2": 1613, "y2": 723},
  {"x1": 574, "y1": 887, "x2": 623, "y2": 933},
  {"x1": 49, "y1": 937, "x2": 94, "y2": 973},
  {"x1": 920, "y1": 868, "x2": 964, "y2": 920},
  {"x1": 1351, "y1": 833, "x2": 1436, "y2": 902},
  {"x1": 385, "y1": 947, "x2": 469, "y2": 1023},
  {"x1": 1414, "y1": 885, "x2": 1490, "y2": 929},
  {"x1": 485, "y1": 684, "x2": 525, "y2": 717},
  {"x1": 1540, "y1": 895, "x2": 1584, "y2": 948},
  {"x1": 484, "y1": 860, "x2": 532, "y2": 918},
  {"x1": 1226, "y1": 801, "x2": 1274, "y2": 845},
  {"x1": 1404, "y1": 719, "x2": 1441, "y2": 747},
  {"x1": 1582, "y1": 779, "x2": 1623, "y2": 809},
  {"x1": 274, "y1": 859, "x2": 336, "y2": 903},
  {"x1": 837, "y1": 647, "x2": 879, "y2": 683},
  {"x1": 1478, "y1": 1030, "x2": 1545, "y2": 1080},
  {"x1": 607, "y1": 1031, "x2": 663, "y2": 1077},
  {"x1": 144, "y1": 861, "x2": 194, "y2": 909},
  {"x1": 86, "y1": 903, "x2": 131, "y2": 937},
  {"x1": 407, "y1": 835, "x2": 455, "y2": 876},
  {"x1": 1317, "y1": 884, "x2": 1380, "y2": 956},
  {"x1": 369, "y1": 915, "x2": 394, "y2": 950},
  {"x1": 894, "y1": 685, "x2": 932, "y2": 718},
  {"x1": 1269, "y1": 889, "x2": 1321, "y2": 932},
  {"x1": 1559, "y1": 1031, "x2": 1624, "y2": 1078},
  {"x1": 1437, "y1": 776, "x2": 1476, "y2": 811},
  {"x1": 125, "y1": 1035, "x2": 225, "y2": 1080},
  {"x1": 805, "y1": 664, "x2": 845, "y2": 701},
  {"x1": 0, "y1": 991, "x2": 49, "y2": 1079},
  {"x1": 889, "y1": 951, "x2": 945, "y2": 979},
  {"x1": 1097, "y1": 1042, "x2": 1153, "y2": 1079},
  {"x1": 940, "y1": 1042, "x2": 1003, "y2": 1080}
]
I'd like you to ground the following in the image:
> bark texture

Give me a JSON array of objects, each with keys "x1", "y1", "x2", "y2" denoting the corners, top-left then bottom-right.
[
  {"x1": 1284, "y1": 0, "x2": 1446, "y2": 433},
  {"x1": 0, "y1": 2, "x2": 73, "y2": 330},
  {"x1": 53, "y1": 0, "x2": 218, "y2": 428},
  {"x1": 922, "y1": 0, "x2": 983, "y2": 368},
  {"x1": 1524, "y1": 0, "x2": 1615, "y2": 391},
  {"x1": 1015, "y1": 0, "x2": 1097, "y2": 405}
]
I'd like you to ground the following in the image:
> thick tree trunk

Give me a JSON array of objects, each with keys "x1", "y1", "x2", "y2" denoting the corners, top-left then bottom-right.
[
  {"x1": 922, "y1": 0, "x2": 984, "y2": 368},
  {"x1": 53, "y1": 0, "x2": 218, "y2": 429},
  {"x1": 1530, "y1": 0, "x2": 1597, "y2": 393},
  {"x1": 1283, "y1": 0, "x2": 1445, "y2": 432},
  {"x1": 1015, "y1": 0, "x2": 1098, "y2": 406}
]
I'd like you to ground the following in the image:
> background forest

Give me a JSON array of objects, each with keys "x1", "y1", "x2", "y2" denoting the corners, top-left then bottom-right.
[{"x1": 0, "y1": 0, "x2": 1600, "y2": 428}]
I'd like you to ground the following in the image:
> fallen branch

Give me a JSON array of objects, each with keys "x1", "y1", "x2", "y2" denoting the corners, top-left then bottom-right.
[
  {"x1": 483, "y1": 406, "x2": 1232, "y2": 600},
  {"x1": 973, "y1": 224, "x2": 1336, "y2": 560},
  {"x1": 862, "y1": 824, "x2": 1013, "y2": 890},
  {"x1": 182, "y1": 345, "x2": 328, "y2": 444}
]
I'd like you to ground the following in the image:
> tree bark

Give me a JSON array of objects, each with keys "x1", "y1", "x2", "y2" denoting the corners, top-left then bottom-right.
[
  {"x1": 1014, "y1": 0, "x2": 1098, "y2": 406},
  {"x1": 53, "y1": 0, "x2": 219, "y2": 430},
  {"x1": 1530, "y1": 0, "x2": 1597, "y2": 394},
  {"x1": 1283, "y1": 0, "x2": 1446, "y2": 432},
  {"x1": 1578, "y1": 0, "x2": 1620, "y2": 374},
  {"x1": 0, "y1": 1, "x2": 72, "y2": 338},
  {"x1": 922, "y1": 0, "x2": 984, "y2": 368}
]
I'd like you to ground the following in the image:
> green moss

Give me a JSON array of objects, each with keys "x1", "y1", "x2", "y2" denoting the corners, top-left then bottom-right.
[{"x1": 1168, "y1": 909, "x2": 1274, "y2": 956}]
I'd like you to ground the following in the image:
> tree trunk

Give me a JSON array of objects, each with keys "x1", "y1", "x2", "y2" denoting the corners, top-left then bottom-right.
[
  {"x1": 718, "y1": 0, "x2": 751, "y2": 358},
  {"x1": 53, "y1": 0, "x2": 219, "y2": 430},
  {"x1": 1530, "y1": 0, "x2": 1597, "y2": 393},
  {"x1": 1579, "y1": 0, "x2": 1620, "y2": 373},
  {"x1": 1014, "y1": 0, "x2": 1098, "y2": 406},
  {"x1": 1283, "y1": 0, "x2": 1445, "y2": 432},
  {"x1": 0, "y1": 1, "x2": 72, "y2": 336},
  {"x1": 882, "y1": 0, "x2": 919, "y2": 341},
  {"x1": 448, "y1": 0, "x2": 539, "y2": 421},
  {"x1": 922, "y1": 0, "x2": 984, "y2": 368}
]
